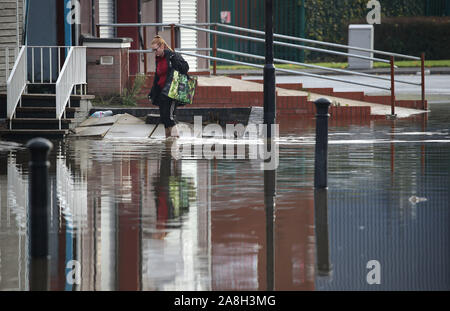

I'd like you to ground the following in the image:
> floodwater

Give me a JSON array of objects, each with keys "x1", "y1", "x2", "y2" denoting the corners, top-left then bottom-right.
[{"x1": 0, "y1": 104, "x2": 449, "y2": 291}]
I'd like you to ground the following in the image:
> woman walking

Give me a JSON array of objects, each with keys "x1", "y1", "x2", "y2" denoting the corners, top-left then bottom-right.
[{"x1": 148, "y1": 35, "x2": 189, "y2": 138}]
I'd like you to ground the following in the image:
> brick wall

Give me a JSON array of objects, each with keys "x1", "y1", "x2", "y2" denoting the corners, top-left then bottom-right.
[{"x1": 86, "y1": 47, "x2": 129, "y2": 97}]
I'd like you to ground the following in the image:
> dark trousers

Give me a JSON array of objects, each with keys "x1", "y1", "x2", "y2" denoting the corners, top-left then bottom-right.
[{"x1": 157, "y1": 94, "x2": 177, "y2": 128}]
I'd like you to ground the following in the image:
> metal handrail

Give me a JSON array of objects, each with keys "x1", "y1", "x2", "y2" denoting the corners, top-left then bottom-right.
[
  {"x1": 177, "y1": 51, "x2": 391, "y2": 91},
  {"x1": 178, "y1": 24, "x2": 391, "y2": 64},
  {"x1": 215, "y1": 23, "x2": 421, "y2": 61},
  {"x1": 216, "y1": 48, "x2": 421, "y2": 86},
  {"x1": 55, "y1": 46, "x2": 86, "y2": 129},
  {"x1": 97, "y1": 21, "x2": 420, "y2": 61},
  {"x1": 7, "y1": 46, "x2": 27, "y2": 127}
]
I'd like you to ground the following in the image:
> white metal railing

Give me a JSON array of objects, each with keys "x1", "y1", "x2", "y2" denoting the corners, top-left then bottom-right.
[
  {"x1": 57, "y1": 155, "x2": 88, "y2": 230},
  {"x1": 7, "y1": 46, "x2": 27, "y2": 126},
  {"x1": 55, "y1": 46, "x2": 86, "y2": 129},
  {"x1": 7, "y1": 154, "x2": 28, "y2": 231},
  {"x1": 27, "y1": 46, "x2": 71, "y2": 84}
]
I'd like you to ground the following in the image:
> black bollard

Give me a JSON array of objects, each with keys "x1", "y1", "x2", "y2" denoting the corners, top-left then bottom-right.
[
  {"x1": 314, "y1": 98, "x2": 331, "y2": 189},
  {"x1": 27, "y1": 137, "x2": 53, "y2": 291},
  {"x1": 314, "y1": 188, "x2": 332, "y2": 276}
]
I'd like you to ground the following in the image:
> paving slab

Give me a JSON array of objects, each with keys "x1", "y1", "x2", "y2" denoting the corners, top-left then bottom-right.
[
  {"x1": 104, "y1": 123, "x2": 154, "y2": 139},
  {"x1": 72, "y1": 125, "x2": 112, "y2": 138}
]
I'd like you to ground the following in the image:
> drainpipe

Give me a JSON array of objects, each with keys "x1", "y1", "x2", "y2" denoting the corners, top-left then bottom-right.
[
  {"x1": 138, "y1": 0, "x2": 144, "y2": 73},
  {"x1": 74, "y1": 7, "x2": 81, "y2": 46},
  {"x1": 138, "y1": 0, "x2": 143, "y2": 48},
  {"x1": 91, "y1": 0, "x2": 95, "y2": 35},
  {"x1": 16, "y1": 0, "x2": 20, "y2": 48},
  {"x1": 23, "y1": 0, "x2": 28, "y2": 45},
  {"x1": 64, "y1": 0, "x2": 72, "y2": 49}
]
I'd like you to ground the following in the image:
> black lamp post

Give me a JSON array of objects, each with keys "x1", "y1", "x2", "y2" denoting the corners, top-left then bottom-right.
[{"x1": 264, "y1": 0, "x2": 276, "y2": 139}]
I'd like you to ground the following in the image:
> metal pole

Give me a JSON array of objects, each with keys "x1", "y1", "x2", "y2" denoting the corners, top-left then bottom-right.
[
  {"x1": 27, "y1": 137, "x2": 53, "y2": 291},
  {"x1": 390, "y1": 56, "x2": 396, "y2": 116},
  {"x1": 171, "y1": 24, "x2": 176, "y2": 49},
  {"x1": 299, "y1": 0, "x2": 305, "y2": 63},
  {"x1": 421, "y1": 52, "x2": 426, "y2": 110},
  {"x1": 264, "y1": 0, "x2": 276, "y2": 139},
  {"x1": 314, "y1": 98, "x2": 331, "y2": 189},
  {"x1": 213, "y1": 24, "x2": 217, "y2": 75},
  {"x1": 143, "y1": 26, "x2": 148, "y2": 74}
]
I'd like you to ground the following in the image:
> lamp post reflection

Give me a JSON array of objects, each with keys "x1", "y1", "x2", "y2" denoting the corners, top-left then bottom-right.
[
  {"x1": 314, "y1": 188, "x2": 332, "y2": 276},
  {"x1": 264, "y1": 167, "x2": 276, "y2": 291},
  {"x1": 391, "y1": 121, "x2": 396, "y2": 180},
  {"x1": 27, "y1": 138, "x2": 53, "y2": 291}
]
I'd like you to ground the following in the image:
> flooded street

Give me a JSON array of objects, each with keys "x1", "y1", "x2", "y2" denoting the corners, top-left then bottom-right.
[{"x1": 0, "y1": 103, "x2": 449, "y2": 291}]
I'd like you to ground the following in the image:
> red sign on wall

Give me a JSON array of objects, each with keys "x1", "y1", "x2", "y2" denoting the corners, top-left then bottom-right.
[{"x1": 220, "y1": 11, "x2": 231, "y2": 24}]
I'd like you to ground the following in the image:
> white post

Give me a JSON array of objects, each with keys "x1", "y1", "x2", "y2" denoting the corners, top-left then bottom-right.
[
  {"x1": 32, "y1": 48, "x2": 35, "y2": 83},
  {"x1": 49, "y1": 48, "x2": 52, "y2": 83},
  {"x1": 40, "y1": 47, "x2": 43, "y2": 83}
]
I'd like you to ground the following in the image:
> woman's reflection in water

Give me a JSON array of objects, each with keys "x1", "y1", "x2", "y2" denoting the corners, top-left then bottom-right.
[{"x1": 153, "y1": 142, "x2": 191, "y2": 239}]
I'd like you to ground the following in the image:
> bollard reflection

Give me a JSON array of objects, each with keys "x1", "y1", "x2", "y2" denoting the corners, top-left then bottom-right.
[
  {"x1": 26, "y1": 138, "x2": 53, "y2": 291},
  {"x1": 314, "y1": 98, "x2": 331, "y2": 189},
  {"x1": 314, "y1": 188, "x2": 332, "y2": 277},
  {"x1": 313, "y1": 98, "x2": 332, "y2": 278}
]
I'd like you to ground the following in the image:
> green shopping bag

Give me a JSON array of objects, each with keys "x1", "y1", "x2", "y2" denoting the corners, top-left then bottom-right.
[{"x1": 167, "y1": 70, "x2": 198, "y2": 105}]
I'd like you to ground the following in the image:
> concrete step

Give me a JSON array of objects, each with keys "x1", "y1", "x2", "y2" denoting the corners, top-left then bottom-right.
[
  {"x1": 15, "y1": 107, "x2": 76, "y2": 119},
  {"x1": 9, "y1": 118, "x2": 72, "y2": 130},
  {"x1": 0, "y1": 128, "x2": 68, "y2": 139}
]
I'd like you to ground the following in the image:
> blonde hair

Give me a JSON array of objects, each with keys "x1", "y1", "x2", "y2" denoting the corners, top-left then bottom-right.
[{"x1": 151, "y1": 35, "x2": 173, "y2": 51}]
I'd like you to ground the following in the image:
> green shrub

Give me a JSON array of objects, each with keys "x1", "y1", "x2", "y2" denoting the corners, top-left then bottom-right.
[
  {"x1": 121, "y1": 74, "x2": 146, "y2": 106},
  {"x1": 372, "y1": 16, "x2": 450, "y2": 60}
]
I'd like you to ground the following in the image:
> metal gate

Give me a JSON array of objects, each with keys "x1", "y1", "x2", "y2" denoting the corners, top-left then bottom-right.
[{"x1": 210, "y1": 0, "x2": 305, "y2": 64}]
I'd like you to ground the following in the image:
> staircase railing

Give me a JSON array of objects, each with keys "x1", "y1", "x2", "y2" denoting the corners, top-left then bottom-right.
[
  {"x1": 55, "y1": 46, "x2": 86, "y2": 129},
  {"x1": 6, "y1": 46, "x2": 27, "y2": 127}
]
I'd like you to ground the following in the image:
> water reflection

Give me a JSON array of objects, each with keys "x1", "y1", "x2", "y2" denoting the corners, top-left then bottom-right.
[{"x1": 0, "y1": 104, "x2": 449, "y2": 290}]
